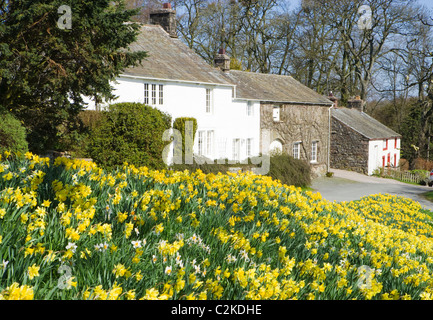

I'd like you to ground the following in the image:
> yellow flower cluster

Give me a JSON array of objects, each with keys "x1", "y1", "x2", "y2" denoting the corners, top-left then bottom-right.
[
  {"x1": 2, "y1": 151, "x2": 433, "y2": 300},
  {"x1": 0, "y1": 283, "x2": 34, "y2": 300}
]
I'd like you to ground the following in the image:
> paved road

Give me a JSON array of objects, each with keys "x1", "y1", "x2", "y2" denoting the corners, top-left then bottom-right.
[{"x1": 311, "y1": 169, "x2": 433, "y2": 211}]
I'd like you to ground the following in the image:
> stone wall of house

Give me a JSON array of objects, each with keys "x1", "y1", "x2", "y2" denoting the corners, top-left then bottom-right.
[
  {"x1": 331, "y1": 117, "x2": 369, "y2": 174},
  {"x1": 260, "y1": 103, "x2": 330, "y2": 177}
]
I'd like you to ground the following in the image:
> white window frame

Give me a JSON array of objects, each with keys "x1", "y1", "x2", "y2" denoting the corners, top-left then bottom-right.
[
  {"x1": 206, "y1": 131, "x2": 214, "y2": 157},
  {"x1": 159, "y1": 85, "x2": 164, "y2": 105},
  {"x1": 273, "y1": 106, "x2": 280, "y2": 122},
  {"x1": 151, "y1": 84, "x2": 157, "y2": 105},
  {"x1": 198, "y1": 131, "x2": 205, "y2": 156},
  {"x1": 311, "y1": 141, "x2": 318, "y2": 163},
  {"x1": 232, "y1": 139, "x2": 241, "y2": 161},
  {"x1": 144, "y1": 83, "x2": 164, "y2": 106},
  {"x1": 206, "y1": 88, "x2": 213, "y2": 114},
  {"x1": 293, "y1": 142, "x2": 301, "y2": 160},
  {"x1": 246, "y1": 138, "x2": 253, "y2": 157},
  {"x1": 197, "y1": 130, "x2": 214, "y2": 157},
  {"x1": 247, "y1": 102, "x2": 254, "y2": 116},
  {"x1": 144, "y1": 84, "x2": 149, "y2": 104}
]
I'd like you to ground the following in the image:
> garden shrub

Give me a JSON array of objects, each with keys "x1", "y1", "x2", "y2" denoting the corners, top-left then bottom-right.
[
  {"x1": 266, "y1": 152, "x2": 311, "y2": 187},
  {"x1": 0, "y1": 112, "x2": 29, "y2": 155},
  {"x1": 172, "y1": 117, "x2": 198, "y2": 163},
  {"x1": 87, "y1": 102, "x2": 171, "y2": 170},
  {"x1": 55, "y1": 110, "x2": 104, "y2": 158}
]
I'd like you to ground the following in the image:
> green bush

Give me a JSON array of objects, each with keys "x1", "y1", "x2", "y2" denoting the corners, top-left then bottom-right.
[
  {"x1": 266, "y1": 152, "x2": 311, "y2": 187},
  {"x1": 172, "y1": 117, "x2": 198, "y2": 163},
  {"x1": 87, "y1": 103, "x2": 171, "y2": 170},
  {"x1": 0, "y1": 112, "x2": 29, "y2": 155}
]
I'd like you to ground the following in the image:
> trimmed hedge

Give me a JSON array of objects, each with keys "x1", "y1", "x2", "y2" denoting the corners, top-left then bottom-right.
[
  {"x1": 172, "y1": 117, "x2": 198, "y2": 163},
  {"x1": 0, "y1": 112, "x2": 29, "y2": 155},
  {"x1": 86, "y1": 102, "x2": 171, "y2": 170}
]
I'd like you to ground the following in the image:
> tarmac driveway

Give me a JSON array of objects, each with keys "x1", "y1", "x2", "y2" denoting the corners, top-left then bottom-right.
[{"x1": 311, "y1": 169, "x2": 433, "y2": 211}]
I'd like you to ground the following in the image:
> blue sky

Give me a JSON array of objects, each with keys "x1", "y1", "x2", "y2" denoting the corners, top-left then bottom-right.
[
  {"x1": 288, "y1": 0, "x2": 433, "y2": 10},
  {"x1": 418, "y1": 0, "x2": 433, "y2": 9}
]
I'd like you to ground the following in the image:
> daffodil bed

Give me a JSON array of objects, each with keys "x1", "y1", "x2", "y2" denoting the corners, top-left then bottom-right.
[{"x1": 1, "y1": 152, "x2": 433, "y2": 300}]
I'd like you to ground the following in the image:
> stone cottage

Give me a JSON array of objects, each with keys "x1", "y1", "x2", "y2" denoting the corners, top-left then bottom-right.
[
  {"x1": 331, "y1": 97, "x2": 402, "y2": 175},
  {"x1": 223, "y1": 70, "x2": 334, "y2": 177}
]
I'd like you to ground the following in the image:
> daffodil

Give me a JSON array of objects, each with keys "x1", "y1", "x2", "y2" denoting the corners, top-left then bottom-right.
[{"x1": 27, "y1": 264, "x2": 40, "y2": 280}]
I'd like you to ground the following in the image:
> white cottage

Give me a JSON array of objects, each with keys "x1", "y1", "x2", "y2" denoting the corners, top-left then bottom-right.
[{"x1": 85, "y1": 5, "x2": 260, "y2": 164}]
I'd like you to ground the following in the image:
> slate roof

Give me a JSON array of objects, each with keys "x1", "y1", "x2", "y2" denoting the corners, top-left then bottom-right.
[
  {"x1": 122, "y1": 25, "x2": 233, "y2": 86},
  {"x1": 332, "y1": 108, "x2": 401, "y2": 140},
  {"x1": 224, "y1": 70, "x2": 333, "y2": 106},
  {"x1": 121, "y1": 24, "x2": 333, "y2": 106}
]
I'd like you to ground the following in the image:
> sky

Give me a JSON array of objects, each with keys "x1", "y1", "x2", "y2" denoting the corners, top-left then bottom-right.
[
  {"x1": 288, "y1": 0, "x2": 433, "y2": 10},
  {"x1": 418, "y1": 0, "x2": 433, "y2": 10}
]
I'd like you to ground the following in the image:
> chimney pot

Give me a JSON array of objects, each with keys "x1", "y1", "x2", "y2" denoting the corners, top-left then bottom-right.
[
  {"x1": 328, "y1": 91, "x2": 338, "y2": 108},
  {"x1": 163, "y1": 3, "x2": 172, "y2": 9}
]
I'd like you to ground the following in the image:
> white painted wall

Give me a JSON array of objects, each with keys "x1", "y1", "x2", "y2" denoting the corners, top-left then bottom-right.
[
  {"x1": 84, "y1": 76, "x2": 261, "y2": 164},
  {"x1": 368, "y1": 138, "x2": 401, "y2": 175}
]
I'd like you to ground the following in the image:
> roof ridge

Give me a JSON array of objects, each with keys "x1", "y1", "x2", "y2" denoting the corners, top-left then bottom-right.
[{"x1": 332, "y1": 108, "x2": 401, "y2": 139}]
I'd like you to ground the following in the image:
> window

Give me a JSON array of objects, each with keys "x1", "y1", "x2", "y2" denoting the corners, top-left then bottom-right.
[
  {"x1": 383, "y1": 139, "x2": 388, "y2": 151},
  {"x1": 394, "y1": 138, "x2": 398, "y2": 149},
  {"x1": 144, "y1": 83, "x2": 164, "y2": 105},
  {"x1": 311, "y1": 141, "x2": 318, "y2": 163},
  {"x1": 293, "y1": 142, "x2": 301, "y2": 160},
  {"x1": 151, "y1": 84, "x2": 157, "y2": 105},
  {"x1": 273, "y1": 106, "x2": 280, "y2": 122},
  {"x1": 159, "y1": 85, "x2": 164, "y2": 105},
  {"x1": 206, "y1": 131, "x2": 214, "y2": 156},
  {"x1": 197, "y1": 130, "x2": 214, "y2": 157},
  {"x1": 232, "y1": 139, "x2": 241, "y2": 161},
  {"x1": 198, "y1": 131, "x2": 205, "y2": 156},
  {"x1": 206, "y1": 88, "x2": 213, "y2": 113},
  {"x1": 144, "y1": 84, "x2": 149, "y2": 104},
  {"x1": 246, "y1": 138, "x2": 253, "y2": 157},
  {"x1": 247, "y1": 102, "x2": 254, "y2": 116}
]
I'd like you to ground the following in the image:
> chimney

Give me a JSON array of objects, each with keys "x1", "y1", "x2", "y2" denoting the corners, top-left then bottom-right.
[
  {"x1": 328, "y1": 91, "x2": 338, "y2": 108},
  {"x1": 347, "y1": 96, "x2": 364, "y2": 112},
  {"x1": 150, "y1": 3, "x2": 177, "y2": 38},
  {"x1": 214, "y1": 48, "x2": 230, "y2": 72}
]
